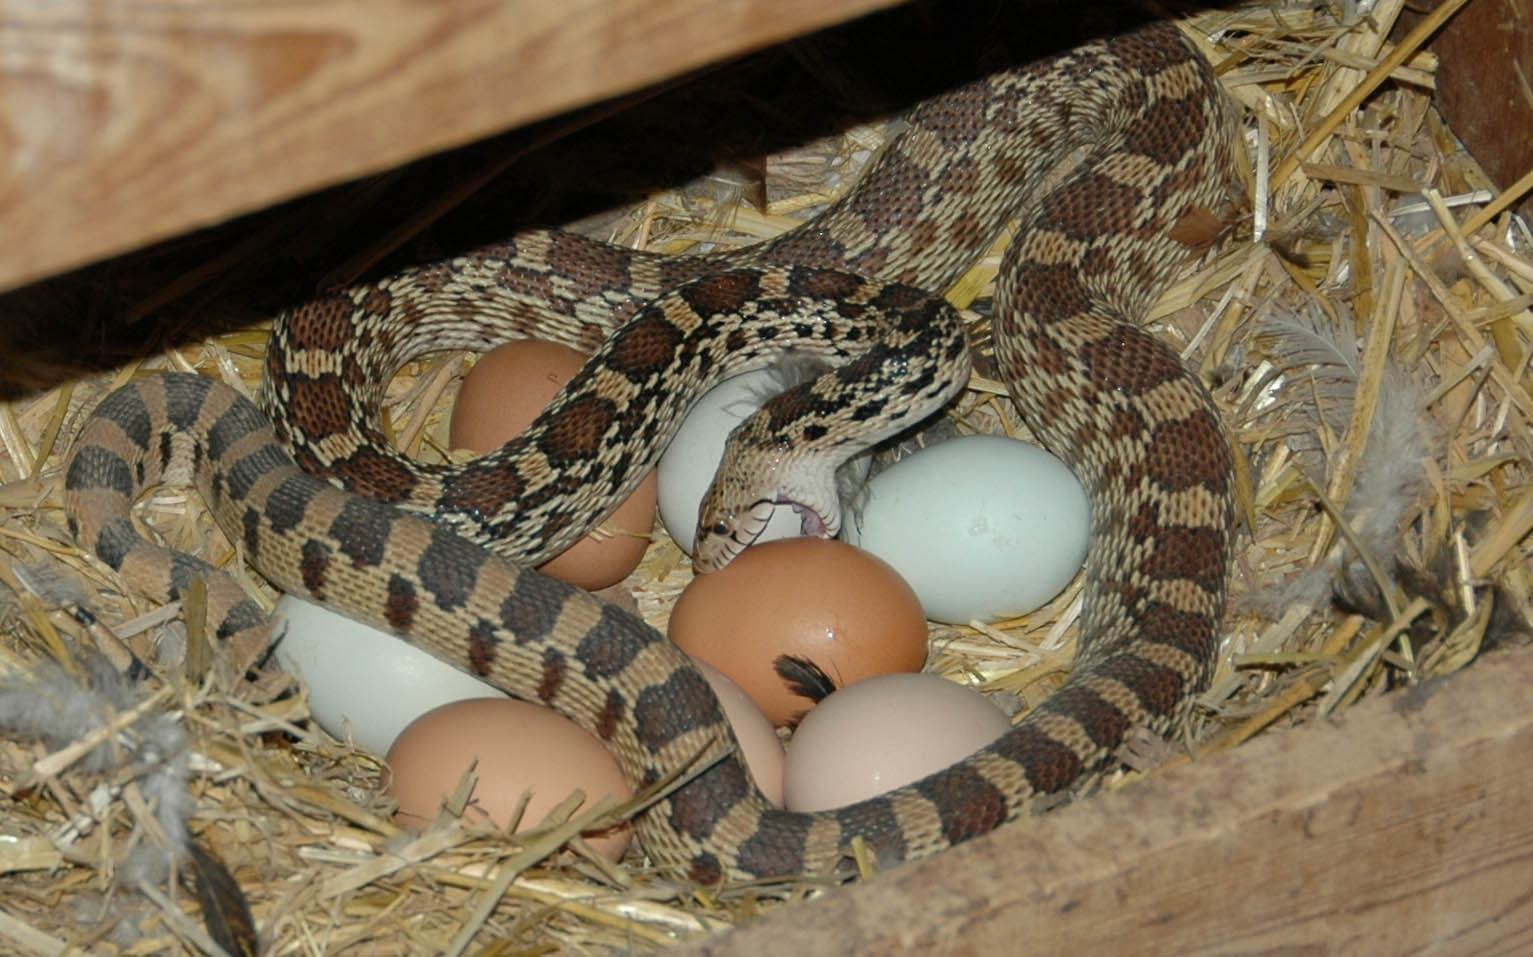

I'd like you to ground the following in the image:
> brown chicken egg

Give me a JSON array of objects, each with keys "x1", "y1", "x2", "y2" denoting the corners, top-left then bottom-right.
[
  {"x1": 385, "y1": 697, "x2": 633, "y2": 860},
  {"x1": 450, "y1": 339, "x2": 657, "y2": 589},
  {"x1": 668, "y1": 538, "x2": 929, "y2": 726}
]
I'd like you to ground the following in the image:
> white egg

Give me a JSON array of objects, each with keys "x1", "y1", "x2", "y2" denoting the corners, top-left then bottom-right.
[
  {"x1": 272, "y1": 595, "x2": 504, "y2": 754},
  {"x1": 783, "y1": 672, "x2": 1012, "y2": 812},
  {"x1": 842, "y1": 434, "x2": 1089, "y2": 624},
  {"x1": 656, "y1": 368, "x2": 808, "y2": 554}
]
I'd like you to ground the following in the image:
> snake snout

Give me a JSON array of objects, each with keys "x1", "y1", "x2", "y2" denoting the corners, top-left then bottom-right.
[{"x1": 691, "y1": 499, "x2": 776, "y2": 574}]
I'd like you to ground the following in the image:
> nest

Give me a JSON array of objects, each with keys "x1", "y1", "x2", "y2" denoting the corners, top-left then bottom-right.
[{"x1": 1, "y1": 1, "x2": 1530, "y2": 952}]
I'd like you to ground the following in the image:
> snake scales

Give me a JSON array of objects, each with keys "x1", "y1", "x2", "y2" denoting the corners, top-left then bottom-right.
[{"x1": 65, "y1": 19, "x2": 1236, "y2": 881}]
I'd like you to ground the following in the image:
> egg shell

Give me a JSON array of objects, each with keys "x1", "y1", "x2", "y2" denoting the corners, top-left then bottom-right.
[
  {"x1": 693, "y1": 658, "x2": 786, "y2": 806},
  {"x1": 842, "y1": 434, "x2": 1090, "y2": 624},
  {"x1": 657, "y1": 369, "x2": 804, "y2": 555},
  {"x1": 783, "y1": 672, "x2": 1012, "y2": 812},
  {"x1": 668, "y1": 537, "x2": 929, "y2": 726},
  {"x1": 386, "y1": 697, "x2": 634, "y2": 860},
  {"x1": 451, "y1": 339, "x2": 657, "y2": 590},
  {"x1": 272, "y1": 595, "x2": 504, "y2": 755}
]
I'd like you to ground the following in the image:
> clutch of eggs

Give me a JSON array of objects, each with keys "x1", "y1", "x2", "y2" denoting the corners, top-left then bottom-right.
[{"x1": 276, "y1": 342, "x2": 1091, "y2": 838}]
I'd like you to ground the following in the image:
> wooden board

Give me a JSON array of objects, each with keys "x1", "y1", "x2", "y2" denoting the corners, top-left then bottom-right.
[
  {"x1": 686, "y1": 644, "x2": 1533, "y2": 953},
  {"x1": 0, "y1": 0, "x2": 902, "y2": 294}
]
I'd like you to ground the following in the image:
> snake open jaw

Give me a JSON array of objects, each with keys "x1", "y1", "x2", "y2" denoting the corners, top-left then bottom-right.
[
  {"x1": 693, "y1": 467, "x2": 843, "y2": 573},
  {"x1": 690, "y1": 495, "x2": 833, "y2": 573}
]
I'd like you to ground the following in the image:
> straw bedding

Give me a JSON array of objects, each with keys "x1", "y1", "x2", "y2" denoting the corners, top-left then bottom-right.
[{"x1": 0, "y1": 1, "x2": 1529, "y2": 952}]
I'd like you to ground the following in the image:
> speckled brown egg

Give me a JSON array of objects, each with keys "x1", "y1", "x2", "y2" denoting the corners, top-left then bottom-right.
[
  {"x1": 385, "y1": 697, "x2": 633, "y2": 860},
  {"x1": 450, "y1": 339, "x2": 657, "y2": 589},
  {"x1": 667, "y1": 538, "x2": 930, "y2": 726}
]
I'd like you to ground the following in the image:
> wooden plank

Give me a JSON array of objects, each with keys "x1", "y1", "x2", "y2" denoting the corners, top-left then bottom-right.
[
  {"x1": 0, "y1": 0, "x2": 902, "y2": 293},
  {"x1": 686, "y1": 645, "x2": 1533, "y2": 953}
]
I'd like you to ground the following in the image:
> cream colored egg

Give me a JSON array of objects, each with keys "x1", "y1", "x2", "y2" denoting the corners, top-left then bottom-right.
[
  {"x1": 843, "y1": 434, "x2": 1090, "y2": 623},
  {"x1": 272, "y1": 595, "x2": 504, "y2": 755},
  {"x1": 386, "y1": 697, "x2": 633, "y2": 860},
  {"x1": 693, "y1": 658, "x2": 786, "y2": 806},
  {"x1": 783, "y1": 672, "x2": 1011, "y2": 812}
]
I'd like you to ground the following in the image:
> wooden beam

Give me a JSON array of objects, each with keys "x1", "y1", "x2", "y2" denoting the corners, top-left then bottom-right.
[
  {"x1": 687, "y1": 644, "x2": 1533, "y2": 953},
  {"x1": 0, "y1": 0, "x2": 903, "y2": 293}
]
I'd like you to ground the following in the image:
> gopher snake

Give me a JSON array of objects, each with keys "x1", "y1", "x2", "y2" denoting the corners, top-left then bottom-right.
[{"x1": 65, "y1": 20, "x2": 1236, "y2": 880}]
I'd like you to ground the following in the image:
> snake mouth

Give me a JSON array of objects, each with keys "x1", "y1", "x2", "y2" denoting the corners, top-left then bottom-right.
[{"x1": 786, "y1": 500, "x2": 828, "y2": 537}]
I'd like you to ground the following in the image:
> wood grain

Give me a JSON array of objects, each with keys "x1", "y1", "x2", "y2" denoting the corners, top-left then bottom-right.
[
  {"x1": 0, "y1": 0, "x2": 902, "y2": 293},
  {"x1": 688, "y1": 645, "x2": 1533, "y2": 954}
]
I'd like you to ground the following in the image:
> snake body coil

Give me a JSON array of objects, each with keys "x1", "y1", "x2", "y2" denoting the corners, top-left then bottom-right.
[{"x1": 65, "y1": 20, "x2": 1236, "y2": 881}]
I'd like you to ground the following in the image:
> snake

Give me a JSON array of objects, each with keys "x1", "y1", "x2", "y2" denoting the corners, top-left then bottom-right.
[{"x1": 64, "y1": 19, "x2": 1237, "y2": 882}]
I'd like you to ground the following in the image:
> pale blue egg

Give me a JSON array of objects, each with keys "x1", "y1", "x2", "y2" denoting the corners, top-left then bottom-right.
[
  {"x1": 272, "y1": 595, "x2": 504, "y2": 754},
  {"x1": 842, "y1": 435, "x2": 1089, "y2": 624}
]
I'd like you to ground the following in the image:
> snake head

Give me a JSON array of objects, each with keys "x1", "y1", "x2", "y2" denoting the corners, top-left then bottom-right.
[
  {"x1": 691, "y1": 459, "x2": 841, "y2": 574},
  {"x1": 692, "y1": 495, "x2": 777, "y2": 574}
]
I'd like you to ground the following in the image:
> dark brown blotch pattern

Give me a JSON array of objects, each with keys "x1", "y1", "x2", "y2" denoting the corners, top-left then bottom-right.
[
  {"x1": 836, "y1": 797, "x2": 906, "y2": 865},
  {"x1": 1007, "y1": 260, "x2": 1093, "y2": 324},
  {"x1": 679, "y1": 270, "x2": 760, "y2": 315},
  {"x1": 538, "y1": 394, "x2": 618, "y2": 463},
  {"x1": 734, "y1": 807, "x2": 812, "y2": 878},
  {"x1": 1136, "y1": 601, "x2": 1220, "y2": 666},
  {"x1": 467, "y1": 620, "x2": 499, "y2": 676},
  {"x1": 299, "y1": 539, "x2": 330, "y2": 596},
  {"x1": 385, "y1": 574, "x2": 418, "y2": 631},
  {"x1": 688, "y1": 853, "x2": 723, "y2": 886},
  {"x1": 1042, "y1": 683, "x2": 1130, "y2": 749},
  {"x1": 607, "y1": 313, "x2": 685, "y2": 377},
  {"x1": 329, "y1": 447, "x2": 421, "y2": 503},
  {"x1": 1123, "y1": 94, "x2": 1208, "y2": 171},
  {"x1": 416, "y1": 525, "x2": 488, "y2": 611},
  {"x1": 1079, "y1": 326, "x2": 1186, "y2": 395},
  {"x1": 438, "y1": 460, "x2": 525, "y2": 519},
  {"x1": 990, "y1": 725, "x2": 1083, "y2": 795},
  {"x1": 787, "y1": 266, "x2": 863, "y2": 301},
  {"x1": 633, "y1": 667, "x2": 719, "y2": 752},
  {"x1": 282, "y1": 294, "x2": 357, "y2": 351},
  {"x1": 499, "y1": 573, "x2": 563, "y2": 645},
  {"x1": 573, "y1": 605, "x2": 651, "y2": 678},
  {"x1": 1144, "y1": 410, "x2": 1232, "y2": 494},
  {"x1": 595, "y1": 689, "x2": 626, "y2": 741},
  {"x1": 537, "y1": 648, "x2": 566, "y2": 704},
  {"x1": 285, "y1": 375, "x2": 352, "y2": 441},
  {"x1": 913, "y1": 764, "x2": 1009, "y2": 844},
  {"x1": 327, "y1": 499, "x2": 392, "y2": 568},
  {"x1": 1144, "y1": 524, "x2": 1227, "y2": 593},
  {"x1": 1095, "y1": 651, "x2": 1188, "y2": 719},
  {"x1": 666, "y1": 760, "x2": 753, "y2": 840},
  {"x1": 1042, "y1": 172, "x2": 1142, "y2": 242}
]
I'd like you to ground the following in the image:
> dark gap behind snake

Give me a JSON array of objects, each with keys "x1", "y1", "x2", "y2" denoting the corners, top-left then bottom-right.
[
  {"x1": 4, "y1": 0, "x2": 1170, "y2": 396},
  {"x1": 58, "y1": 0, "x2": 1239, "y2": 884}
]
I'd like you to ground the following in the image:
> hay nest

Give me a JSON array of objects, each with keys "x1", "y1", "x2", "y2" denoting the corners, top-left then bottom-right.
[{"x1": 1, "y1": 1, "x2": 1530, "y2": 952}]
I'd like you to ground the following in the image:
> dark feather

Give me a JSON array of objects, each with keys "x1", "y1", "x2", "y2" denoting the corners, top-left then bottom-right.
[{"x1": 183, "y1": 839, "x2": 259, "y2": 957}]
